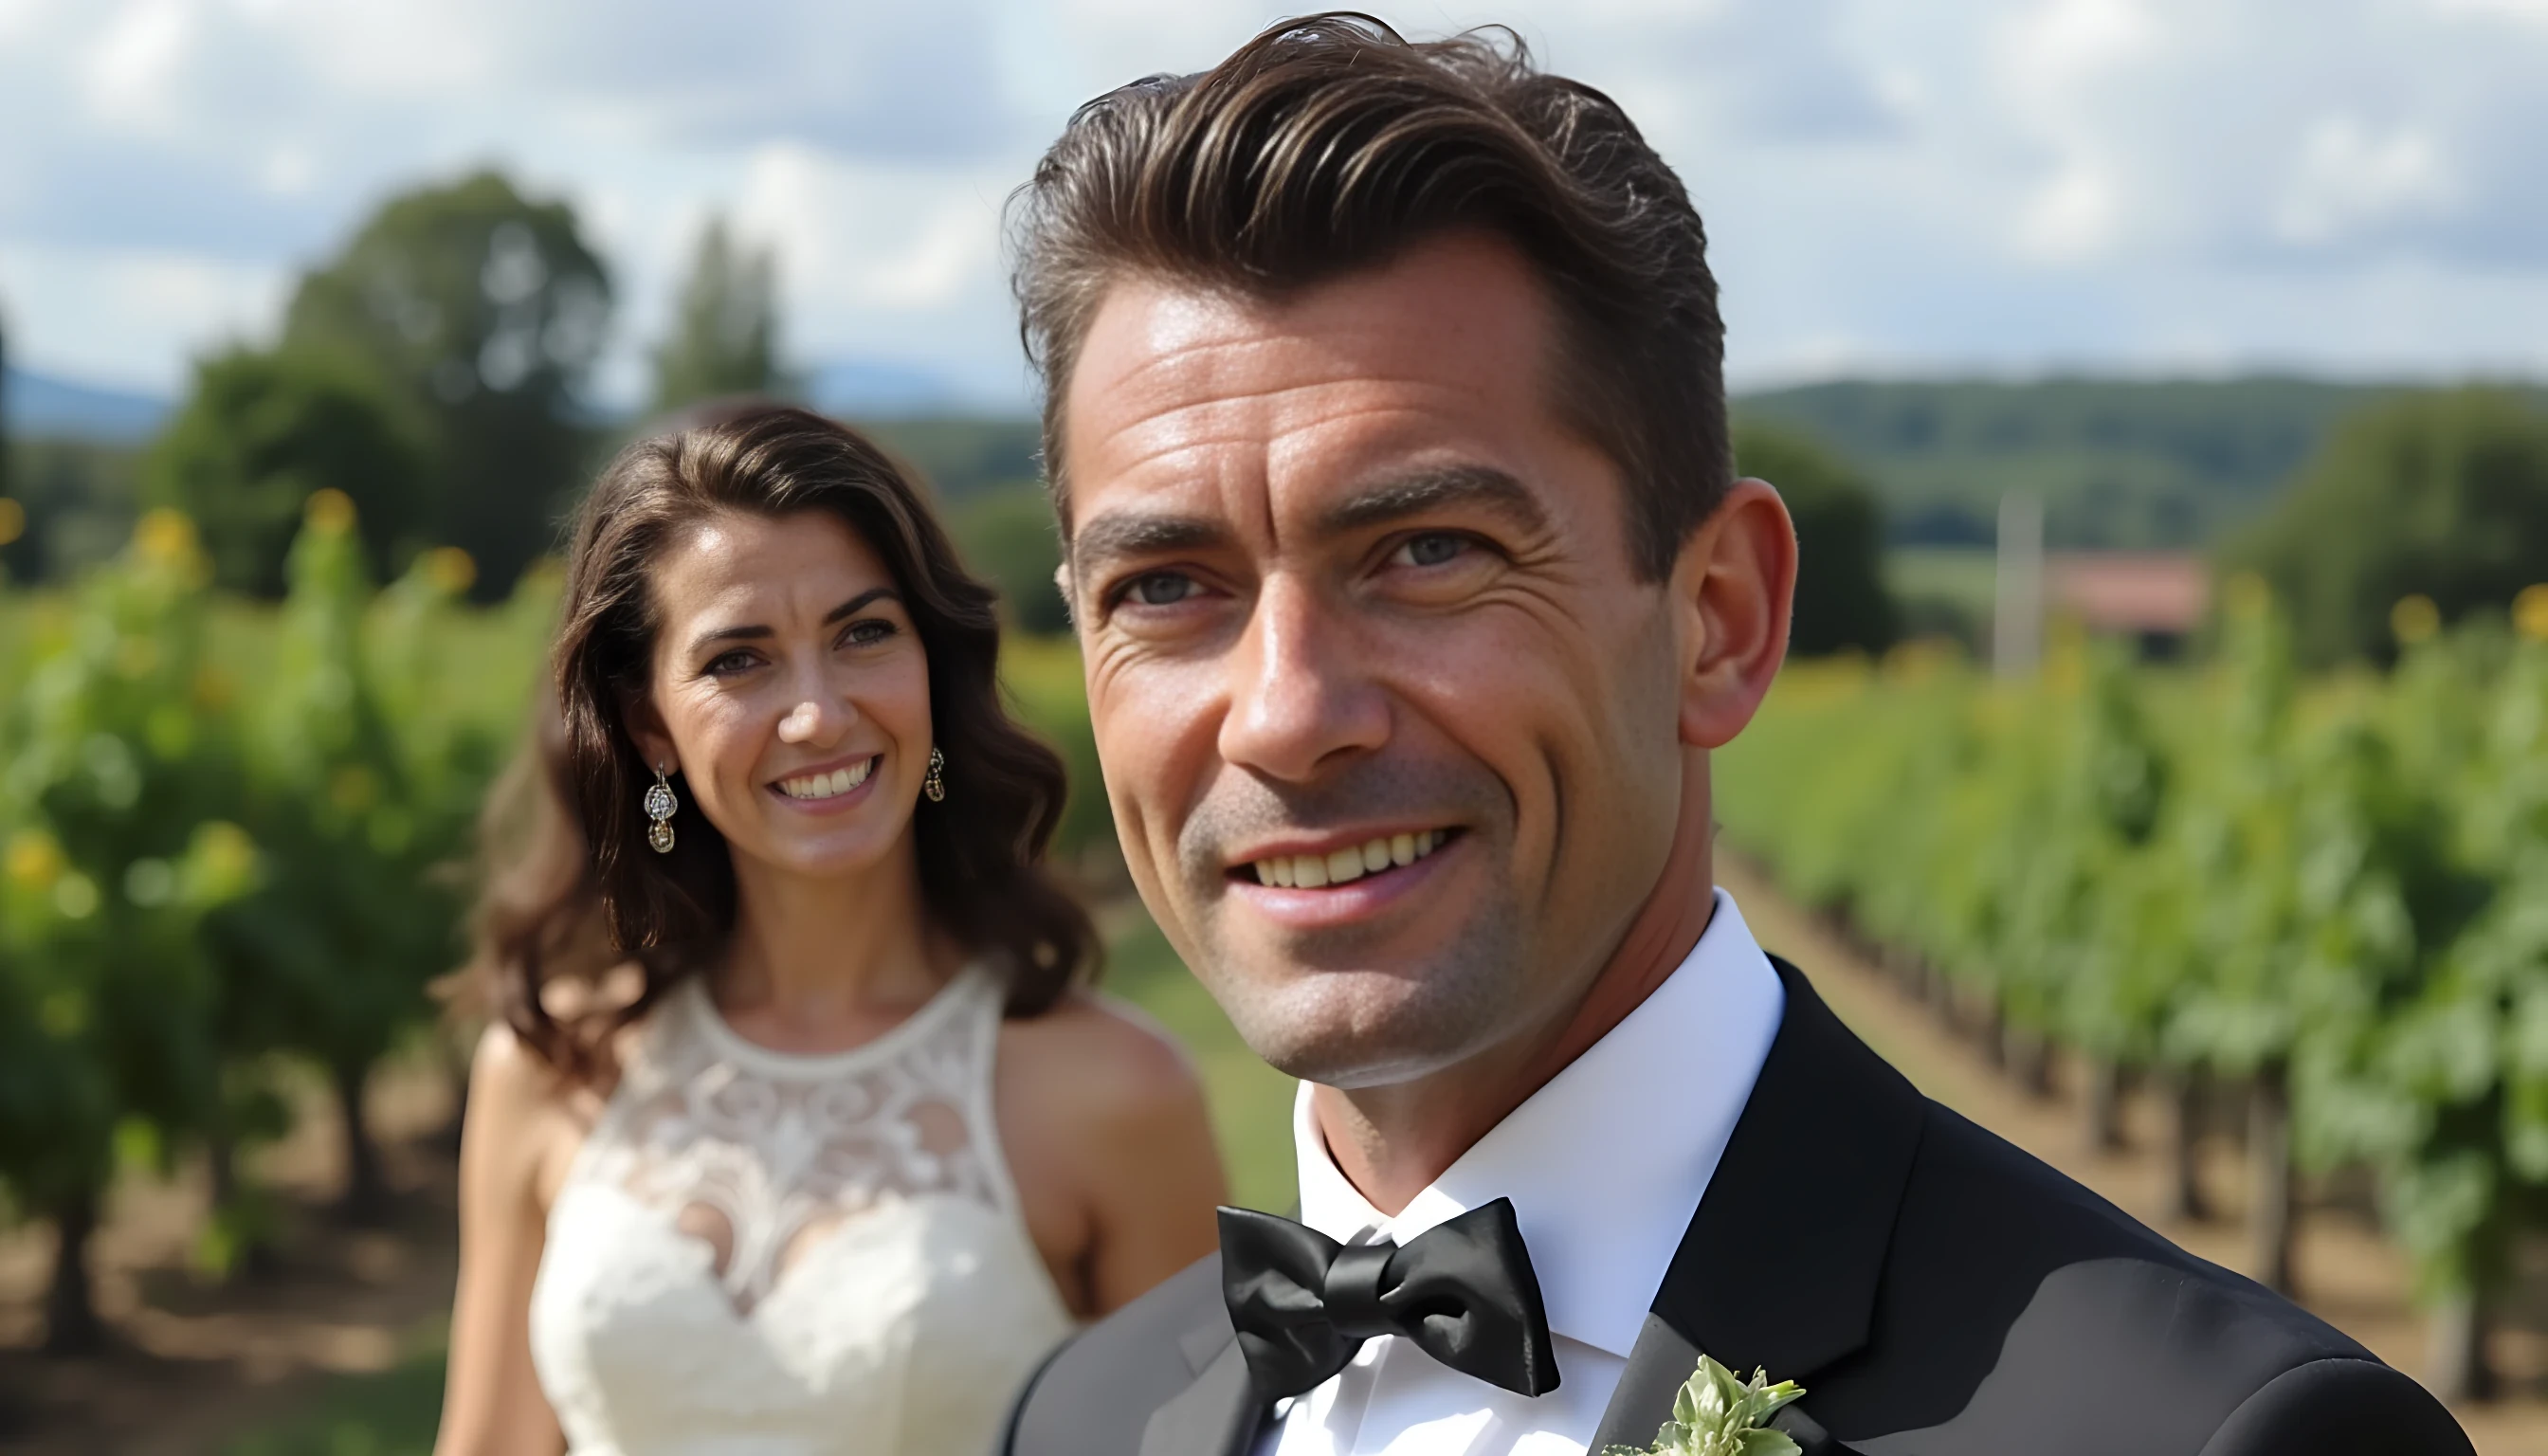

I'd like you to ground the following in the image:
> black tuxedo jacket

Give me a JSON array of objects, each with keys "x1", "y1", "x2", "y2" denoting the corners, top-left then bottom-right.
[{"x1": 1001, "y1": 958, "x2": 2472, "y2": 1456}]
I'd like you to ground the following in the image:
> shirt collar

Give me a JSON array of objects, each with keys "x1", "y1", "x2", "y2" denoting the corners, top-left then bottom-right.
[{"x1": 1290, "y1": 887, "x2": 1786, "y2": 1361}]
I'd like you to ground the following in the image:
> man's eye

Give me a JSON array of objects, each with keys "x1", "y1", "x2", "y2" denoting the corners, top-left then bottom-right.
[
  {"x1": 1395, "y1": 533, "x2": 1468, "y2": 568},
  {"x1": 1125, "y1": 573, "x2": 1198, "y2": 607}
]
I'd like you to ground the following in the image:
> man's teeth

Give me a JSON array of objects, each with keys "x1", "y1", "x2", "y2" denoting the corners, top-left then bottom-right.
[
  {"x1": 1251, "y1": 830, "x2": 1447, "y2": 888},
  {"x1": 778, "y1": 758, "x2": 874, "y2": 800}
]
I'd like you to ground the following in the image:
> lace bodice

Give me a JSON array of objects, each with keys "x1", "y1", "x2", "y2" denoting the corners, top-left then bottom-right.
[{"x1": 528, "y1": 965, "x2": 1077, "y2": 1456}]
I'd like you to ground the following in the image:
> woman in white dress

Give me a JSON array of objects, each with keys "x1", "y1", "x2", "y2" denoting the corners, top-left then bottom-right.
[{"x1": 433, "y1": 406, "x2": 1227, "y2": 1456}]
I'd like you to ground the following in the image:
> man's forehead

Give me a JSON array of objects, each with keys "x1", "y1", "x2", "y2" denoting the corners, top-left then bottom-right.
[{"x1": 1060, "y1": 236, "x2": 1562, "y2": 524}]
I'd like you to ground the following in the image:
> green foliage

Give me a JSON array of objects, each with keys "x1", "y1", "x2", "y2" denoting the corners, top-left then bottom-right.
[
  {"x1": 862, "y1": 417, "x2": 1043, "y2": 506},
  {"x1": 650, "y1": 217, "x2": 788, "y2": 414},
  {"x1": 1720, "y1": 587, "x2": 2548, "y2": 1310},
  {"x1": 1000, "y1": 634, "x2": 1114, "y2": 864},
  {"x1": 222, "y1": 1338, "x2": 446, "y2": 1456},
  {"x1": 1735, "y1": 376, "x2": 2430, "y2": 549},
  {"x1": 2226, "y1": 388, "x2": 2548, "y2": 667},
  {"x1": 0, "y1": 492, "x2": 532, "y2": 1282},
  {"x1": 206, "y1": 496, "x2": 502, "y2": 1155},
  {"x1": 144, "y1": 349, "x2": 430, "y2": 596},
  {"x1": 0, "y1": 512, "x2": 258, "y2": 1222},
  {"x1": 2, "y1": 435, "x2": 145, "y2": 583},
  {"x1": 1735, "y1": 423, "x2": 1897, "y2": 658},
  {"x1": 954, "y1": 484, "x2": 1070, "y2": 635},
  {"x1": 282, "y1": 170, "x2": 612, "y2": 598},
  {"x1": 1605, "y1": 1356, "x2": 1806, "y2": 1456}
]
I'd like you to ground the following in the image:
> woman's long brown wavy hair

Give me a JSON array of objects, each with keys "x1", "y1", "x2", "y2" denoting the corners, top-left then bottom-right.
[{"x1": 496, "y1": 406, "x2": 1096, "y2": 1086}]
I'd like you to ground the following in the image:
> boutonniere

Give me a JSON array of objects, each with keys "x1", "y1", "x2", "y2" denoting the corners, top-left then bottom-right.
[{"x1": 1602, "y1": 1355, "x2": 1806, "y2": 1456}]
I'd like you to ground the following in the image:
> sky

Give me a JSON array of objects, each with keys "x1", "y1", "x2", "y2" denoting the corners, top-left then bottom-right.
[{"x1": 2, "y1": 0, "x2": 2544, "y2": 410}]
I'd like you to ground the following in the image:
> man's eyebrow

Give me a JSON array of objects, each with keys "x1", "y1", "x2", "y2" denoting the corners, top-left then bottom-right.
[
  {"x1": 1068, "y1": 513, "x2": 1231, "y2": 573},
  {"x1": 685, "y1": 587, "x2": 901, "y2": 657},
  {"x1": 1318, "y1": 464, "x2": 1550, "y2": 538}
]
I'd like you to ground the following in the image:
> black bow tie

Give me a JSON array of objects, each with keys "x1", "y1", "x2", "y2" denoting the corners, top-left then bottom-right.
[{"x1": 1217, "y1": 1198, "x2": 1560, "y2": 1403}]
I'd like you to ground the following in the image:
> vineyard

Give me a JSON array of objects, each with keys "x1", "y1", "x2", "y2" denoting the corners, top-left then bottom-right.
[
  {"x1": 11, "y1": 493, "x2": 2548, "y2": 1430},
  {"x1": 1718, "y1": 581, "x2": 2548, "y2": 1400}
]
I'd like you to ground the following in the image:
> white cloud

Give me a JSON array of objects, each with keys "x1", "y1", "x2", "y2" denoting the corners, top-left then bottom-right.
[
  {"x1": 0, "y1": 243, "x2": 286, "y2": 391},
  {"x1": 2272, "y1": 118, "x2": 2458, "y2": 246},
  {"x1": 2, "y1": 0, "x2": 2545, "y2": 406}
]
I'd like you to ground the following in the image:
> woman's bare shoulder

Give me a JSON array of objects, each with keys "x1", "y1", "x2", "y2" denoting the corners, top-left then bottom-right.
[
  {"x1": 464, "y1": 1023, "x2": 607, "y2": 1208},
  {"x1": 999, "y1": 991, "x2": 1209, "y2": 1130}
]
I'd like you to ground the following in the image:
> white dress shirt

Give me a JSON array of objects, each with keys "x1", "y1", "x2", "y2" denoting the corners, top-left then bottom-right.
[{"x1": 1258, "y1": 888, "x2": 1787, "y2": 1456}]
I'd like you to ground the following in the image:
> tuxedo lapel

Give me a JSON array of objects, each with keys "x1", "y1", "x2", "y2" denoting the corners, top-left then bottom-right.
[
  {"x1": 1590, "y1": 957, "x2": 1924, "y2": 1452},
  {"x1": 1138, "y1": 1318, "x2": 1263, "y2": 1456}
]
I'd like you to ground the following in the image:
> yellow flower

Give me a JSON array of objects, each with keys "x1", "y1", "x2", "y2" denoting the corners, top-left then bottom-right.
[
  {"x1": 425, "y1": 546, "x2": 477, "y2": 596},
  {"x1": 2222, "y1": 572, "x2": 2269, "y2": 621},
  {"x1": 39, "y1": 991, "x2": 87, "y2": 1040},
  {"x1": 133, "y1": 508, "x2": 199, "y2": 566},
  {"x1": 2391, "y1": 593, "x2": 2441, "y2": 646},
  {"x1": 116, "y1": 635, "x2": 161, "y2": 680},
  {"x1": 2515, "y1": 584, "x2": 2548, "y2": 645},
  {"x1": 0, "y1": 496, "x2": 26, "y2": 547},
  {"x1": 192, "y1": 666, "x2": 237, "y2": 711},
  {"x1": 196, "y1": 821, "x2": 255, "y2": 880},
  {"x1": 330, "y1": 764, "x2": 377, "y2": 812},
  {"x1": 7, "y1": 831, "x2": 65, "y2": 891},
  {"x1": 305, "y1": 488, "x2": 357, "y2": 536}
]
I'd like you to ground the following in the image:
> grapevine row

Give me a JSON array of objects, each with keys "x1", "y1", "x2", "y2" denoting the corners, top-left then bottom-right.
[{"x1": 1717, "y1": 583, "x2": 2548, "y2": 1400}]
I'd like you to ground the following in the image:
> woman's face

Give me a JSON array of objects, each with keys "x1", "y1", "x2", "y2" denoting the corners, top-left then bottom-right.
[{"x1": 630, "y1": 508, "x2": 934, "y2": 883}]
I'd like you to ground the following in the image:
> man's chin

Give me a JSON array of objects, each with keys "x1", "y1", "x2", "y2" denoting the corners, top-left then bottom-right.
[{"x1": 1205, "y1": 960, "x2": 1510, "y2": 1088}]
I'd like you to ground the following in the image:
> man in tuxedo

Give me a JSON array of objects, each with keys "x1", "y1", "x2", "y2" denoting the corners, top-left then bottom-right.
[{"x1": 999, "y1": 14, "x2": 2472, "y2": 1455}]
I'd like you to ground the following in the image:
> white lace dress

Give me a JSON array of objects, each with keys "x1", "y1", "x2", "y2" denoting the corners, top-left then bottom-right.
[{"x1": 528, "y1": 965, "x2": 1078, "y2": 1455}]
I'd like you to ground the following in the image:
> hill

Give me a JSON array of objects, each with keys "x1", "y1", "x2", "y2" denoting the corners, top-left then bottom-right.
[
  {"x1": 4, "y1": 365, "x2": 172, "y2": 442},
  {"x1": 1730, "y1": 376, "x2": 2548, "y2": 550}
]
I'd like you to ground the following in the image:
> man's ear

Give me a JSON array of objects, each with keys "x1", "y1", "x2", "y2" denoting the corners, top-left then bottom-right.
[{"x1": 1670, "y1": 478, "x2": 1797, "y2": 749}]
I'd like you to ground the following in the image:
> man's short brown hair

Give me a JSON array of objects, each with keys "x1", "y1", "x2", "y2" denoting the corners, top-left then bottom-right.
[{"x1": 1009, "y1": 11, "x2": 1728, "y2": 579}]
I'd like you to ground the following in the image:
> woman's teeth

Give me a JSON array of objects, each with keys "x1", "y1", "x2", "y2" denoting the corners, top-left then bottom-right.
[
  {"x1": 778, "y1": 757, "x2": 874, "y2": 801},
  {"x1": 1250, "y1": 830, "x2": 1447, "y2": 888}
]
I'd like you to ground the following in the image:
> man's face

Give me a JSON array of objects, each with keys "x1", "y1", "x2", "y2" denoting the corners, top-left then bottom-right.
[{"x1": 1061, "y1": 233, "x2": 1691, "y2": 1089}]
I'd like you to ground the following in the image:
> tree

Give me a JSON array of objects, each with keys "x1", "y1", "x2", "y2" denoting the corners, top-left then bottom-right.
[
  {"x1": 2229, "y1": 388, "x2": 2548, "y2": 667},
  {"x1": 651, "y1": 217, "x2": 788, "y2": 414},
  {"x1": 0, "y1": 302, "x2": 20, "y2": 583},
  {"x1": 1734, "y1": 421, "x2": 1900, "y2": 657},
  {"x1": 0, "y1": 512, "x2": 257, "y2": 1350},
  {"x1": 282, "y1": 171, "x2": 612, "y2": 599},
  {"x1": 953, "y1": 485, "x2": 1071, "y2": 635},
  {"x1": 142, "y1": 348, "x2": 429, "y2": 596},
  {"x1": 205, "y1": 492, "x2": 487, "y2": 1224}
]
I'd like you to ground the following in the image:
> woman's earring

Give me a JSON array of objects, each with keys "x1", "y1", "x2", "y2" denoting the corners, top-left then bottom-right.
[
  {"x1": 923, "y1": 746, "x2": 947, "y2": 804},
  {"x1": 645, "y1": 765, "x2": 679, "y2": 853}
]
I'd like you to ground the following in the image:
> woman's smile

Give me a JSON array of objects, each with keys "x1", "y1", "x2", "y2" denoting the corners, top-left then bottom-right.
[{"x1": 769, "y1": 753, "x2": 883, "y2": 812}]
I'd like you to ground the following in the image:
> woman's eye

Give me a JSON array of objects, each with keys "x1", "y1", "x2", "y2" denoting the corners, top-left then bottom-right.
[
  {"x1": 843, "y1": 619, "x2": 896, "y2": 646},
  {"x1": 1124, "y1": 573, "x2": 1198, "y2": 607},
  {"x1": 1395, "y1": 533, "x2": 1469, "y2": 568},
  {"x1": 704, "y1": 650, "x2": 758, "y2": 676}
]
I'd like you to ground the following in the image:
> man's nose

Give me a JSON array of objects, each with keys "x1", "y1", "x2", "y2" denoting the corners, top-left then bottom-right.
[{"x1": 1216, "y1": 576, "x2": 1389, "y2": 781}]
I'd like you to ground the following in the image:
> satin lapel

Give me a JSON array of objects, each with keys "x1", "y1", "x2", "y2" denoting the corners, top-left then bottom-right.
[
  {"x1": 1590, "y1": 957, "x2": 1922, "y2": 1450},
  {"x1": 1138, "y1": 1336, "x2": 1263, "y2": 1456},
  {"x1": 1587, "y1": 1314, "x2": 1702, "y2": 1451}
]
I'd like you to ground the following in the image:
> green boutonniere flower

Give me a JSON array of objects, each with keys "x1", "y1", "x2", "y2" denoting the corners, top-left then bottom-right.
[{"x1": 1602, "y1": 1355, "x2": 1807, "y2": 1456}]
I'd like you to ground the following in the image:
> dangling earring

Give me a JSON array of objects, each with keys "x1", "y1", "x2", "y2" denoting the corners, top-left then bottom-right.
[
  {"x1": 923, "y1": 746, "x2": 947, "y2": 804},
  {"x1": 645, "y1": 764, "x2": 679, "y2": 853}
]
